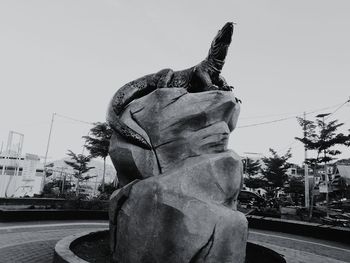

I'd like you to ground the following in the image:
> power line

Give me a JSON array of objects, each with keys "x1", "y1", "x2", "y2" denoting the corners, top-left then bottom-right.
[
  {"x1": 325, "y1": 99, "x2": 350, "y2": 120},
  {"x1": 55, "y1": 113, "x2": 94, "y2": 125},
  {"x1": 239, "y1": 102, "x2": 344, "y2": 120},
  {"x1": 237, "y1": 115, "x2": 297, "y2": 128},
  {"x1": 304, "y1": 102, "x2": 348, "y2": 116},
  {"x1": 240, "y1": 112, "x2": 301, "y2": 120},
  {"x1": 269, "y1": 98, "x2": 350, "y2": 155},
  {"x1": 6, "y1": 114, "x2": 94, "y2": 130},
  {"x1": 10, "y1": 121, "x2": 50, "y2": 127},
  {"x1": 237, "y1": 99, "x2": 349, "y2": 129}
]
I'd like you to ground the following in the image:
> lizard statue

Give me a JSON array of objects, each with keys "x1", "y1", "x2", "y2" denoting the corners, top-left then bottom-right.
[{"x1": 107, "y1": 22, "x2": 239, "y2": 150}]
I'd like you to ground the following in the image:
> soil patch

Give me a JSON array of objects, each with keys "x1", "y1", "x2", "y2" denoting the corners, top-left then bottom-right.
[{"x1": 72, "y1": 231, "x2": 285, "y2": 263}]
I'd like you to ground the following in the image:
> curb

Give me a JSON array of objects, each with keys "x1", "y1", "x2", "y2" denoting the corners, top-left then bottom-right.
[
  {"x1": 53, "y1": 229, "x2": 109, "y2": 263},
  {"x1": 2, "y1": 209, "x2": 349, "y2": 244},
  {"x1": 0, "y1": 209, "x2": 108, "y2": 222},
  {"x1": 54, "y1": 230, "x2": 285, "y2": 263},
  {"x1": 247, "y1": 215, "x2": 350, "y2": 244}
]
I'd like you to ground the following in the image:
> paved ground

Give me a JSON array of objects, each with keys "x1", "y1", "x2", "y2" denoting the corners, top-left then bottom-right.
[
  {"x1": 249, "y1": 229, "x2": 350, "y2": 263},
  {"x1": 0, "y1": 221, "x2": 349, "y2": 263},
  {"x1": 0, "y1": 221, "x2": 108, "y2": 263}
]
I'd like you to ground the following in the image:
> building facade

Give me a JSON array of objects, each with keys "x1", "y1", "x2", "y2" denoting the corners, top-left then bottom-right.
[{"x1": 0, "y1": 153, "x2": 43, "y2": 197}]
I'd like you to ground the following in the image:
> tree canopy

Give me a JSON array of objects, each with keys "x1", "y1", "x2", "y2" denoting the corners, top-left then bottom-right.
[
  {"x1": 83, "y1": 122, "x2": 112, "y2": 160},
  {"x1": 43, "y1": 178, "x2": 72, "y2": 197},
  {"x1": 261, "y1": 148, "x2": 292, "y2": 189},
  {"x1": 295, "y1": 117, "x2": 350, "y2": 165},
  {"x1": 83, "y1": 122, "x2": 113, "y2": 192},
  {"x1": 64, "y1": 150, "x2": 95, "y2": 182},
  {"x1": 243, "y1": 158, "x2": 265, "y2": 189},
  {"x1": 245, "y1": 158, "x2": 261, "y2": 176}
]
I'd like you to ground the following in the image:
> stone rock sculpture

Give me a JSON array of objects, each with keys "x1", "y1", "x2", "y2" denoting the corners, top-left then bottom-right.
[
  {"x1": 108, "y1": 22, "x2": 247, "y2": 263},
  {"x1": 109, "y1": 88, "x2": 247, "y2": 263}
]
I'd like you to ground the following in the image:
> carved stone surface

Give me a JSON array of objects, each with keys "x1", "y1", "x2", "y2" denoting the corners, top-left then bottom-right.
[
  {"x1": 109, "y1": 88, "x2": 240, "y2": 186},
  {"x1": 109, "y1": 88, "x2": 247, "y2": 263}
]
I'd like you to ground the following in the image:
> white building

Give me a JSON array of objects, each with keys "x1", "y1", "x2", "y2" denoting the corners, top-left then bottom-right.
[{"x1": 0, "y1": 153, "x2": 44, "y2": 197}]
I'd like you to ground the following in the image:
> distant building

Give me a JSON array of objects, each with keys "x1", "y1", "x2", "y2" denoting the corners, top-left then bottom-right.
[
  {"x1": 286, "y1": 164, "x2": 313, "y2": 178},
  {"x1": 286, "y1": 166, "x2": 298, "y2": 177},
  {"x1": 332, "y1": 164, "x2": 350, "y2": 186},
  {"x1": 0, "y1": 153, "x2": 44, "y2": 197}
]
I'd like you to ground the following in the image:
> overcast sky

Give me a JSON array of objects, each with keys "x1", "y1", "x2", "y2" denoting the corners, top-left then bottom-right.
[{"x1": 0, "y1": 0, "x2": 349, "y2": 164}]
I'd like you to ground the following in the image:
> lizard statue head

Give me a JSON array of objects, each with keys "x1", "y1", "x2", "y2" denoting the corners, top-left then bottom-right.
[{"x1": 205, "y1": 22, "x2": 235, "y2": 74}]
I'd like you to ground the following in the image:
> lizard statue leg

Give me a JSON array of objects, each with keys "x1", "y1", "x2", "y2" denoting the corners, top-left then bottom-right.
[
  {"x1": 215, "y1": 75, "x2": 241, "y2": 103},
  {"x1": 157, "y1": 68, "x2": 174, "y2": 89},
  {"x1": 193, "y1": 67, "x2": 227, "y2": 92},
  {"x1": 216, "y1": 75, "x2": 234, "y2": 91},
  {"x1": 191, "y1": 67, "x2": 216, "y2": 92},
  {"x1": 215, "y1": 75, "x2": 241, "y2": 102}
]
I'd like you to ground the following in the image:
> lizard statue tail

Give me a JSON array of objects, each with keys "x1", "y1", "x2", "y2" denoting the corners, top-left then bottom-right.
[{"x1": 205, "y1": 22, "x2": 234, "y2": 74}]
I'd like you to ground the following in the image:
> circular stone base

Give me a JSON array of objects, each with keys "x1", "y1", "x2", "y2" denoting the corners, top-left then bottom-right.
[{"x1": 54, "y1": 230, "x2": 286, "y2": 263}]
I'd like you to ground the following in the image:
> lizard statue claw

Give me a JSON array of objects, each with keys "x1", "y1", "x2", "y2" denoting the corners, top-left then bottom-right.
[{"x1": 107, "y1": 22, "x2": 238, "y2": 150}]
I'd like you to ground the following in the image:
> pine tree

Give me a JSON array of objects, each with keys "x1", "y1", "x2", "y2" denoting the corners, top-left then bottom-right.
[
  {"x1": 245, "y1": 158, "x2": 261, "y2": 176},
  {"x1": 243, "y1": 158, "x2": 265, "y2": 189},
  {"x1": 295, "y1": 116, "x2": 350, "y2": 215},
  {"x1": 64, "y1": 150, "x2": 95, "y2": 196},
  {"x1": 261, "y1": 148, "x2": 292, "y2": 194},
  {"x1": 83, "y1": 122, "x2": 113, "y2": 192},
  {"x1": 296, "y1": 117, "x2": 350, "y2": 166}
]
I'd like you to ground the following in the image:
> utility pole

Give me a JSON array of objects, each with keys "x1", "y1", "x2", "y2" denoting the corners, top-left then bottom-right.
[
  {"x1": 303, "y1": 112, "x2": 309, "y2": 208},
  {"x1": 324, "y1": 149, "x2": 329, "y2": 217},
  {"x1": 42, "y1": 113, "x2": 55, "y2": 191},
  {"x1": 316, "y1": 113, "x2": 331, "y2": 217},
  {"x1": 322, "y1": 115, "x2": 330, "y2": 218},
  {"x1": 60, "y1": 167, "x2": 66, "y2": 195}
]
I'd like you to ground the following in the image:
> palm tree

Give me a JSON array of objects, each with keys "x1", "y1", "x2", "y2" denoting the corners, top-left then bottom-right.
[{"x1": 83, "y1": 122, "x2": 113, "y2": 192}]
